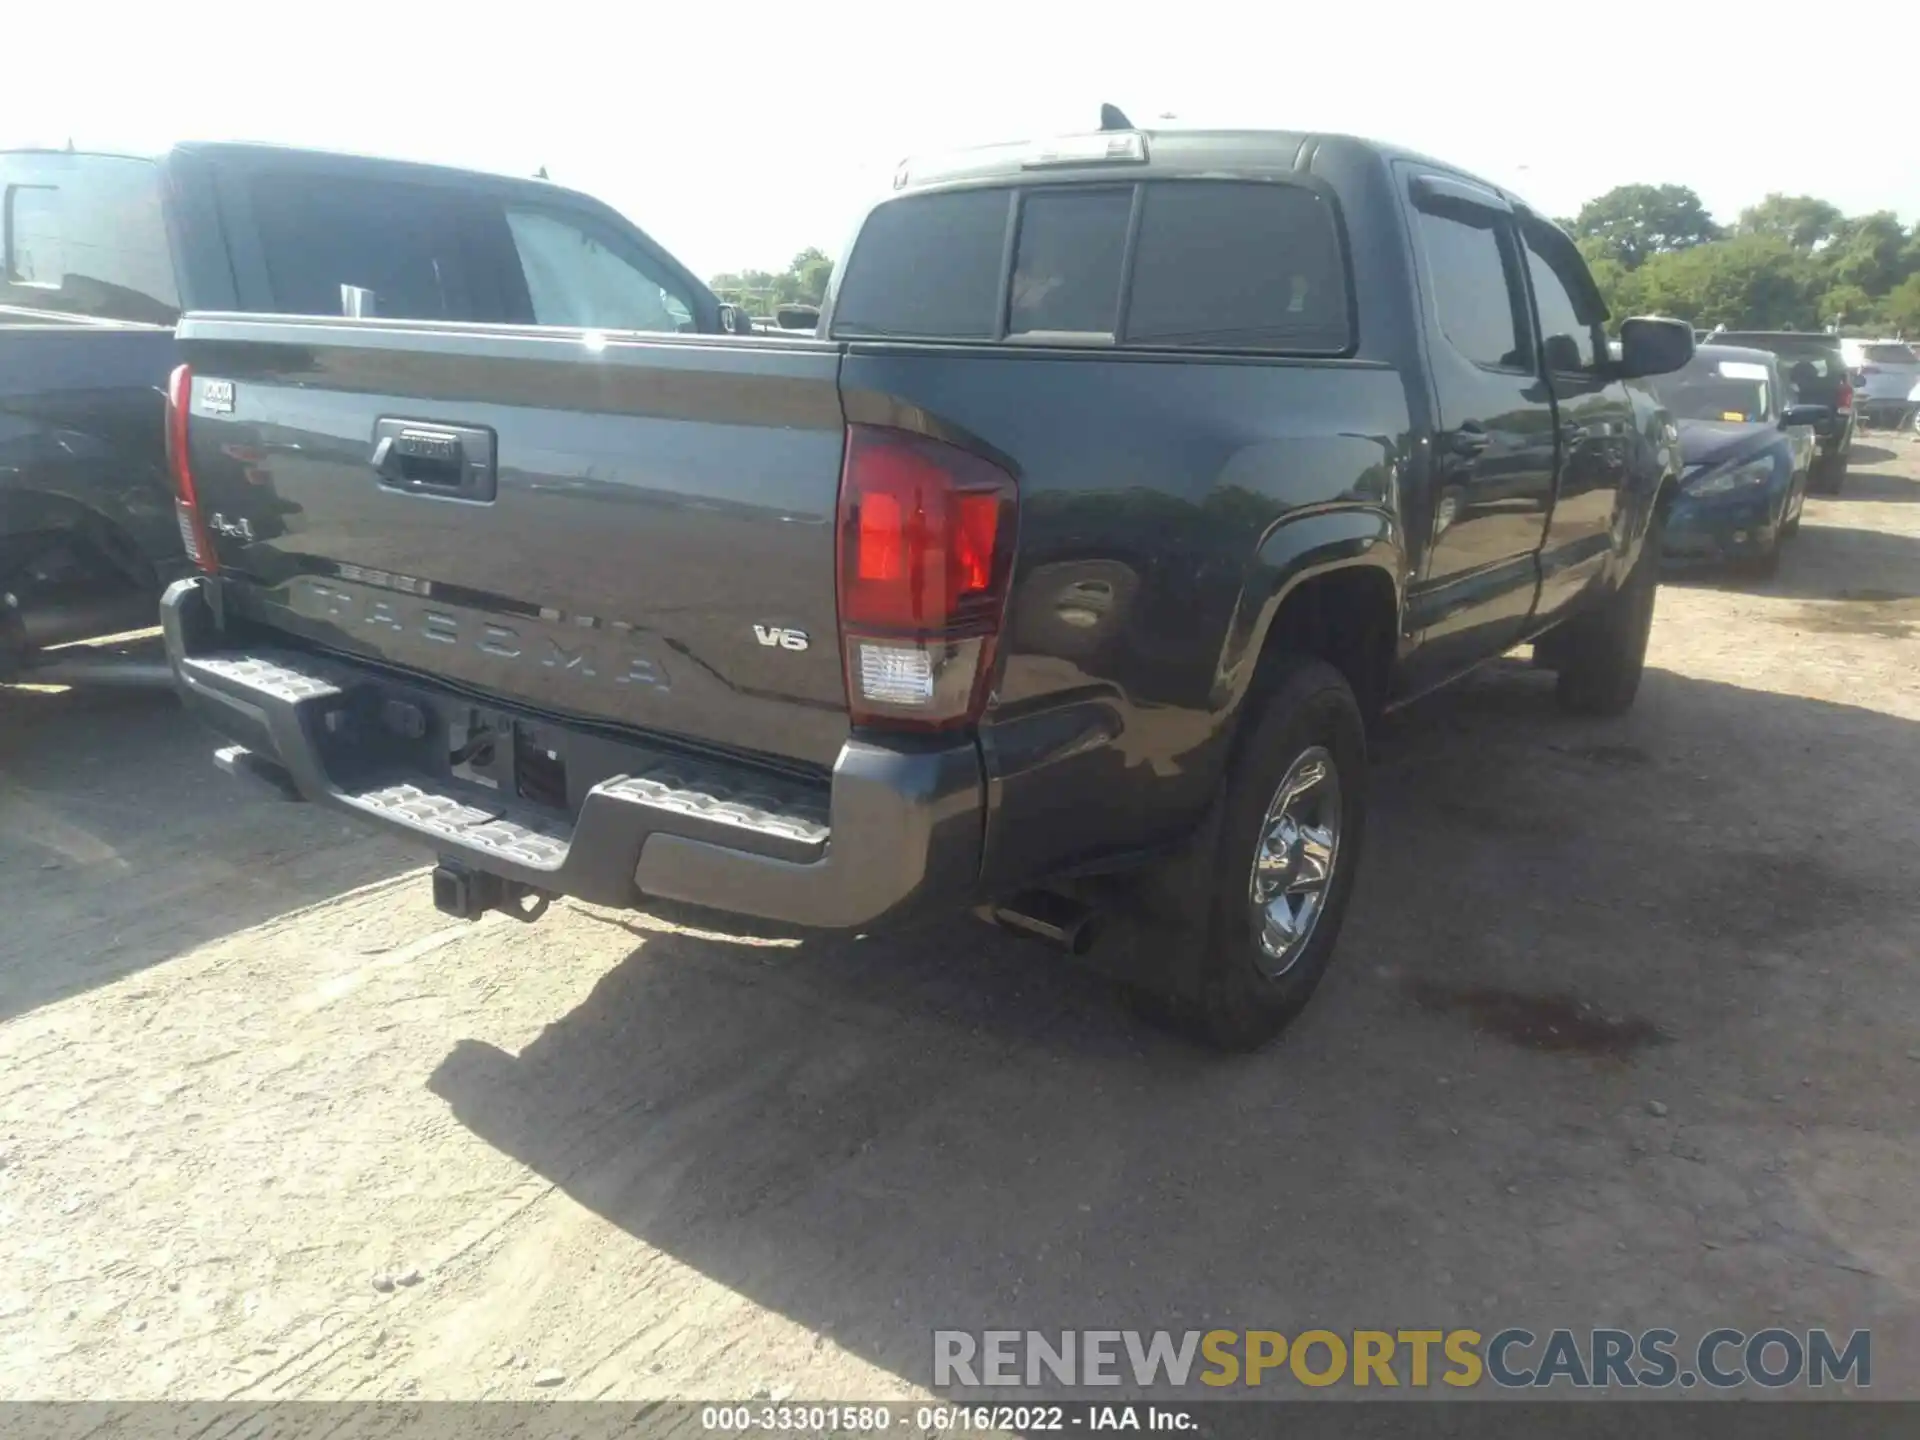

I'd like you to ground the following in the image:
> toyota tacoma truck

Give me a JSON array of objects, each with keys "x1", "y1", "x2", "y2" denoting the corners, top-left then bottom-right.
[
  {"x1": 160, "y1": 121, "x2": 1693, "y2": 1048},
  {"x1": 1, "y1": 142, "x2": 746, "y2": 681}
]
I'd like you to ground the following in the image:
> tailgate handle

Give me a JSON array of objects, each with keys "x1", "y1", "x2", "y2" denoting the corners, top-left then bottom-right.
[{"x1": 371, "y1": 419, "x2": 497, "y2": 502}]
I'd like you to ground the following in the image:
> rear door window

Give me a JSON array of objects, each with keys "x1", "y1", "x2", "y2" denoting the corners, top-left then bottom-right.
[
  {"x1": 249, "y1": 172, "x2": 494, "y2": 321},
  {"x1": 1125, "y1": 182, "x2": 1349, "y2": 352},
  {"x1": 1864, "y1": 343, "x2": 1918, "y2": 365},
  {"x1": 832, "y1": 188, "x2": 1009, "y2": 339},
  {"x1": 1412, "y1": 205, "x2": 1531, "y2": 371},
  {"x1": 1, "y1": 155, "x2": 179, "y2": 324}
]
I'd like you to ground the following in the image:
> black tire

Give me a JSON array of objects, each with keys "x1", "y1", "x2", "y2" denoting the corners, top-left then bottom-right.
[
  {"x1": 1551, "y1": 523, "x2": 1659, "y2": 717},
  {"x1": 1140, "y1": 656, "x2": 1368, "y2": 1051},
  {"x1": 1812, "y1": 449, "x2": 1846, "y2": 495}
]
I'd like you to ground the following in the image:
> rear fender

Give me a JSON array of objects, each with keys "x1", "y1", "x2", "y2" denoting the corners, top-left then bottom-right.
[{"x1": 1221, "y1": 504, "x2": 1405, "y2": 721}]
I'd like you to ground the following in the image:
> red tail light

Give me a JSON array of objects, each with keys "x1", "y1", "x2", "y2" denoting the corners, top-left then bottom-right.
[
  {"x1": 165, "y1": 363, "x2": 218, "y2": 574},
  {"x1": 1837, "y1": 379, "x2": 1853, "y2": 412},
  {"x1": 836, "y1": 424, "x2": 1016, "y2": 730}
]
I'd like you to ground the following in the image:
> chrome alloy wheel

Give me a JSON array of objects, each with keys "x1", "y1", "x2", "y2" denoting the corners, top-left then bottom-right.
[{"x1": 1248, "y1": 745, "x2": 1343, "y2": 977}]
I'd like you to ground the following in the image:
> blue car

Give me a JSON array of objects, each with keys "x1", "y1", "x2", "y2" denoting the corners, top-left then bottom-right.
[{"x1": 1651, "y1": 345, "x2": 1827, "y2": 578}]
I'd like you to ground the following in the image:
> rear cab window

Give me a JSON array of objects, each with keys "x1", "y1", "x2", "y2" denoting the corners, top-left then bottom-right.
[
  {"x1": 831, "y1": 178, "x2": 1351, "y2": 354},
  {"x1": 1, "y1": 153, "x2": 179, "y2": 324}
]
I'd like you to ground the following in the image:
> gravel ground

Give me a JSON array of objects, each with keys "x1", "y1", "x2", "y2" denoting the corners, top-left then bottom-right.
[{"x1": 2, "y1": 441, "x2": 1917, "y2": 1403}]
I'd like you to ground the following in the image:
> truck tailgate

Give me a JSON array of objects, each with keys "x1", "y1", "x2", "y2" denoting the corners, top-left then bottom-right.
[{"x1": 176, "y1": 316, "x2": 850, "y2": 770}]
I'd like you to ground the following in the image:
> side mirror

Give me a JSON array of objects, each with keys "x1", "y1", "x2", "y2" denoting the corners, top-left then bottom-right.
[
  {"x1": 1616, "y1": 316, "x2": 1695, "y2": 378},
  {"x1": 717, "y1": 303, "x2": 757, "y2": 337},
  {"x1": 1781, "y1": 403, "x2": 1831, "y2": 429}
]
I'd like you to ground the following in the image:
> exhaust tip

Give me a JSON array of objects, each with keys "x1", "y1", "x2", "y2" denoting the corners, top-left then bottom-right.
[{"x1": 991, "y1": 891, "x2": 1099, "y2": 955}]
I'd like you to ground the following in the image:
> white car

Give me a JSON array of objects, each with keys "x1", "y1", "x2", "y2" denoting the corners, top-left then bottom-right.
[{"x1": 1839, "y1": 338, "x2": 1920, "y2": 427}]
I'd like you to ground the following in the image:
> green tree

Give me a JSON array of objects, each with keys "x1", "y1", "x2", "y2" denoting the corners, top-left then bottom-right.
[
  {"x1": 709, "y1": 248, "x2": 834, "y2": 316},
  {"x1": 1570, "y1": 184, "x2": 1720, "y2": 269},
  {"x1": 1630, "y1": 235, "x2": 1817, "y2": 330},
  {"x1": 1817, "y1": 283, "x2": 1876, "y2": 329},
  {"x1": 1882, "y1": 274, "x2": 1920, "y2": 336},
  {"x1": 1736, "y1": 193, "x2": 1843, "y2": 250},
  {"x1": 1819, "y1": 212, "x2": 1908, "y2": 296}
]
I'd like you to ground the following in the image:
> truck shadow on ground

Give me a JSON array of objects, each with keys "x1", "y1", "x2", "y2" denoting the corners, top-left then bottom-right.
[
  {"x1": 0, "y1": 682, "x2": 413, "y2": 1022},
  {"x1": 428, "y1": 660, "x2": 1920, "y2": 1393}
]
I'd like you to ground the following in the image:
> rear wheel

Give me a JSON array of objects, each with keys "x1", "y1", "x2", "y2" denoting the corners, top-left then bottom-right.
[
  {"x1": 1138, "y1": 656, "x2": 1368, "y2": 1051},
  {"x1": 1550, "y1": 521, "x2": 1660, "y2": 717},
  {"x1": 1812, "y1": 448, "x2": 1846, "y2": 495}
]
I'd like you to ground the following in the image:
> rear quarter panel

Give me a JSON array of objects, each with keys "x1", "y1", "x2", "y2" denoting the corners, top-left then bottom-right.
[{"x1": 842, "y1": 347, "x2": 1411, "y2": 888}]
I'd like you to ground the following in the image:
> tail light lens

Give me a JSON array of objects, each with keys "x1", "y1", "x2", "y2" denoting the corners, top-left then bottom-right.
[
  {"x1": 836, "y1": 424, "x2": 1016, "y2": 730},
  {"x1": 1837, "y1": 379, "x2": 1853, "y2": 412},
  {"x1": 165, "y1": 363, "x2": 218, "y2": 574}
]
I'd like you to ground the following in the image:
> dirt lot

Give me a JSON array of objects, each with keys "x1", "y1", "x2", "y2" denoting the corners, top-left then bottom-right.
[{"x1": 3, "y1": 443, "x2": 1918, "y2": 1403}]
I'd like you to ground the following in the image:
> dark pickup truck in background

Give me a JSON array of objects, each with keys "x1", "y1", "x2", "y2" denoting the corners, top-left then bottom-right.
[
  {"x1": 162, "y1": 123, "x2": 1694, "y2": 1047},
  {"x1": 0, "y1": 142, "x2": 743, "y2": 681}
]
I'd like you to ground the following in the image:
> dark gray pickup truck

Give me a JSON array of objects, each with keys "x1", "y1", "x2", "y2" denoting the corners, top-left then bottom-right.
[
  {"x1": 1, "y1": 142, "x2": 742, "y2": 680},
  {"x1": 162, "y1": 123, "x2": 1694, "y2": 1047}
]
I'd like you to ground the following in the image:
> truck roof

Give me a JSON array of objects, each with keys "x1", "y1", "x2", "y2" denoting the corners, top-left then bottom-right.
[
  {"x1": 893, "y1": 125, "x2": 1527, "y2": 207},
  {"x1": 1, "y1": 141, "x2": 562, "y2": 192}
]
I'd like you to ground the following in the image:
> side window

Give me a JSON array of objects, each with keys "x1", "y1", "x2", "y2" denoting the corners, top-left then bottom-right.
[
  {"x1": 1521, "y1": 222, "x2": 1603, "y2": 374},
  {"x1": 1009, "y1": 188, "x2": 1130, "y2": 338},
  {"x1": 1, "y1": 158, "x2": 178, "y2": 324},
  {"x1": 505, "y1": 207, "x2": 695, "y2": 333},
  {"x1": 250, "y1": 173, "x2": 478, "y2": 320},
  {"x1": 832, "y1": 189, "x2": 1009, "y2": 339},
  {"x1": 1412, "y1": 204, "x2": 1530, "y2": 371}
]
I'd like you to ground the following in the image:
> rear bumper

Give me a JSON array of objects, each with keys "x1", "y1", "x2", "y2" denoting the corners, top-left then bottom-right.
[{"x1": 162, "y1": 578, "x2": 984, "y2": 930}]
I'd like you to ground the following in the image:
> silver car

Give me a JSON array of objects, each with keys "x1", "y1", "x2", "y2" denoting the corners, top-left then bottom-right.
[{"x1": 1839, "y1": 338, "x2": 1920, "y2": 428}]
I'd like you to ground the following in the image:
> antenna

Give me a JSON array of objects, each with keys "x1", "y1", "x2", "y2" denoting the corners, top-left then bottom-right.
[{"x1": 1099, "y1": 104, "x2": 1132, "y2": 132}]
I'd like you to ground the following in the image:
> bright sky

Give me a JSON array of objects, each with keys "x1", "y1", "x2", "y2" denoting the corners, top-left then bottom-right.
[{"x1": 10, "y1": 1, "x2": 1917, "y2": 280}]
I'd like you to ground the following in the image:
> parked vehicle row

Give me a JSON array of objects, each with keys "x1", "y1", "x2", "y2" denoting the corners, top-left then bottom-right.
[
  {"x1": 1706, "y1": 330, "x2": 1854, "y2": 491},
  {"x1": 158, "y1": 118, "x2": 1697, "y2": 1048},
  {"x1": 1, "y1": 142, "x2": 751, "y2": 681}
]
